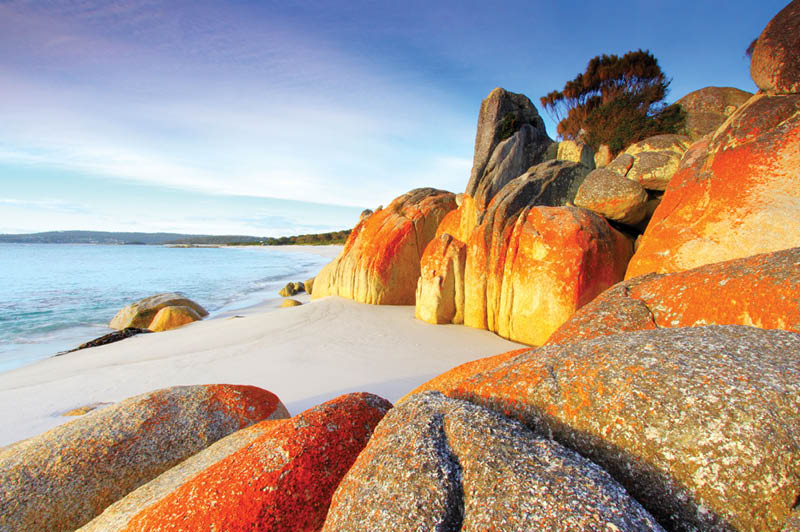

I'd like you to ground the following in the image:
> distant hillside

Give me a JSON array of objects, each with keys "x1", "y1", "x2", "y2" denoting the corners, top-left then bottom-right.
[{"x1": 0, "y1": 229, "x2": 351, "y2": 246}]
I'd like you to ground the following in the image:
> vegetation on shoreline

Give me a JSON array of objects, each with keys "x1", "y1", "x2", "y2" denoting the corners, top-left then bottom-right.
[{"x1": 0, "y1": 229, "x2": 351, "y2": 246}]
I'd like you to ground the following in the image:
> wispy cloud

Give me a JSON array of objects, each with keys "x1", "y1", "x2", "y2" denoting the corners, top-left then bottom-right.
[{"x1": 0, "y1": 0, "x2": 475, "y2": 212}]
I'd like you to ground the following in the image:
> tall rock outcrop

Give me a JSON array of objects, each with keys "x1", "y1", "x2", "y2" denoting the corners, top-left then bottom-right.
[
  {"x1": 414, "y1": 233, "x2": 466, "y2": 324},
  {"x1": 323, "y1": 392, "x2": 663, "y2": 531},
  {"x1": 626, "y1": 92, "x2": 800, "y2": 277},
  {"x1": 443, "y1": 326, "x2": 800, "y2": 532},
  {"x1": 751, "y1": 0, "x2": 800, "y2": 94},
  {"x1": 674, "y1": 86, "x2": 753, "y2": 140},
  {"x1": 464, "y1": 204, "x2": 632, "y2": 345},
  {"x1": 466, "y1": 87, "x2": 553, "y2": 204},
  {"x1": 0, "y1": 385, "x2": 289, "y2": 532},
  {"x1": 313, "y1": 188, "x2": 456, "y2": 305}
]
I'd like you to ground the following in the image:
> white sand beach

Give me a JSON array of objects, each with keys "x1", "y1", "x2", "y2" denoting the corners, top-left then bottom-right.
[{"x1": 0, "y1": 292, "x2": 524, "y2": 447}]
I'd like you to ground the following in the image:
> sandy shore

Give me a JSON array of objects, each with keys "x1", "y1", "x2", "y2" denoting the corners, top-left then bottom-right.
[{"x1": 0, "y1": 295, "x2": 524, "y2": 447}]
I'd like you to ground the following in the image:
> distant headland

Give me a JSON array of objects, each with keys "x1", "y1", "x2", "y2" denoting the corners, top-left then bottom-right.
[{"x1": 0, "y1": 229, "x2": 351, "y2": 246}]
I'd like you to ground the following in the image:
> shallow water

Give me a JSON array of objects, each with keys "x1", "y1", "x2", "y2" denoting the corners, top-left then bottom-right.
[{"x1": 0, "y1": 244, "x2": 330, "y2": 373}]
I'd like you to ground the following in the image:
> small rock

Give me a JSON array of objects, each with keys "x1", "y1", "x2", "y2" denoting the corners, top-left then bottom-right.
[
  {"x1": 109, "y1": 293, "x2": 208, "y2": 330},
  {"x1": 148, "y1": 305, "x2": 202, "y2": 332},
  {"x1": 280, "y1": 299, "x2": 302, "y2": 308}
]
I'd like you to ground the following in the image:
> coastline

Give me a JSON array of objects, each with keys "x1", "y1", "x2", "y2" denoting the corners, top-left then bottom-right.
[{"x1": 0, "y1": 295, "x2": 523, "y2": 447}]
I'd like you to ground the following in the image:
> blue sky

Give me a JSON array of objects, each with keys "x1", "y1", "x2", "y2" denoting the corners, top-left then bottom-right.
[{"x1": 0, "y1": 0, "x2": 785, "y2": 236}]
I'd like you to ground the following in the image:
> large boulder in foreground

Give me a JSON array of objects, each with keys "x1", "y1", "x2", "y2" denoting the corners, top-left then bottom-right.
[
  {"x1": 0, "y1": 385, "x2": 289, "y2": 532},
  {"x1": 547, "y1": 246, "x2": 800, "y2": 345},
  {"x1": 109, "y1": 292, "x2": 208, "y2": 330},
  {"x1": 119, "y1": 393, "x2": 391, "y2": 532},
  {"x1": 464, "y1": 204, "x2": 632, "y2": 345},
  {"x1": 80, "y1": 420, "x2": 283, "y2": 531},
  {"x1": 674, "y1": 86, "x2": 753, "y2": 140},
  {"x1": 448, "y1": 326, "x2": 800, "y2": 532},
  {"x1": 415, "y1": 233, "x2": 466, "y2": 324},
  {"x1": 751, "y1": 0, "x2": 800, "y2": 95},
  {"x1": 323, "y1": 392, "x2": 663, "y2": 531},
  {"x1": 626, "y1": 92, "x2": 800, "y2": 278},
  {"x1": 312, "y1": 188, "x2": 456, "y2": 305}
]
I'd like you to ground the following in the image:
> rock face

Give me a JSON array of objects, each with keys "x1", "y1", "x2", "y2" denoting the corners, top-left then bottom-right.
[
  {"x1": 109, "y1": 293, "x2": 208, "y2": 330},
  {"x1": 119, "y1": 393, "x2": 391, "y2": 532},
  {"x1": 751, "y1": 0, "x2": 800, "y2": 94},
  {"x1": 313, "y1": 188, "x2": 457, "y2": 305},
  {"x1": 0, "y1": 385, "x2": 289, "y2": 532},
  {"x1": 574, "y1": 168, "x2": 649, "y2": 224},
  {"x1": 323, "y1": 392, "x2": 663, "y2": 531},
  {"x1": 304, "y1": 276, "x2": 315, "y2": 295},
  {"x1": 148, "y1": 305, "x2": 202, "y2": 332},
  {"x1": 594, "y1": 144, "x2": 613, "y2": 168},
  {"x1": 464, "y1": 205, "x2": 632, "y2": 345},
  {"x1": 449, "y1": 326, "x2": 800, "y2": 532},
  {"x1": 80, "y1": 421, "x2": 283, "y2": 532},
  {"x1": 547, "y1": 246, "x2": 800, "y2": 345},
  {"x1": 626, "y1": 93, "x2": 800, "y2": 278},
  {"x1": 623, "y1": 134, "x2": 691, "y2": 191},
  {"x1": 415, "y1": 233, "x2": 467, "y2": 324},
  {"x1": 466, "y1": 87, "x2": 553, "y2": 205},
  {"x1": 674, "y1": 86, "x2": 753, "y2": 140},
  {"x1": 556, "y1": 139, "x2": 595, "y2": 169}
]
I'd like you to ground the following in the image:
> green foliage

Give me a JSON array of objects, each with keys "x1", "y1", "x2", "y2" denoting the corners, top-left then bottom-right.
[
  {"x1": 497, "y1": 112, "x2": 521, "y2": 142},
  {"x1": 583, "y1": 95, "x2": 687, "y2": 154},
  {"x1": 540, "y1": 50, "x2": 683, "y2": 154}
]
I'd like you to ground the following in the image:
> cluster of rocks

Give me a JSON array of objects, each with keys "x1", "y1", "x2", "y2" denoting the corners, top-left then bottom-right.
[{"x1": 3, "y1": 2, "x2": 799, "y2": 531}]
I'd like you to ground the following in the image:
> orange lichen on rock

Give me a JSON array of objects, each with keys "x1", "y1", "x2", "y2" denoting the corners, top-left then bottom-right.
[
  {"x1": 0, "y1": 384, "x2": 289, "y2": 532},
  {"x1": 121, "y1": 393, "x2": 392, "y2": 532},
  {"x1": 312, "y1": 188, "x2": 456, "y2": 305},
  {"x1": 750, "y1": 0, "x2": 800, "y2": 95},
  {"x1": 148, "y1": 305, "x2": 202, "y2": 332},
  {"x1": 398, "y1": 347, "x2": 529, "y2": 403},
  {"x1": 465, "y1": 205, "x2": 632, "y2": 345},
  {"x1": 415, "y1": 233, "x2": 467, "y2": 324},
  {"x1": 544, "y1": 243, "x2": 800, "y2": 345},
  {"x1": 626, "y1": 93, "x2": 800, "y2": 278},
  {"x1": 450, "y1": 326, "x2": 800, "y2": 532}
]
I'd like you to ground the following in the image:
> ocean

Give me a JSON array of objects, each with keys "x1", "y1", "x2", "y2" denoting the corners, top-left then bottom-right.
[{"x1": 0, "y1": 243, "x2": 333, "y2": 373}]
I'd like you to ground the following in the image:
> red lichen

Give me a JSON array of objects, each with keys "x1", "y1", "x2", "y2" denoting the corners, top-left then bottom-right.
[{"x1": 121, "y1": 393, "x2": 391, "y2": 532}]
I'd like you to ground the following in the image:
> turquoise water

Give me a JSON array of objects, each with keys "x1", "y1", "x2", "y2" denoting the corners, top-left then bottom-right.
[{"x1": 0, "y1": 244, "x2": 331, "y2": 373}]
